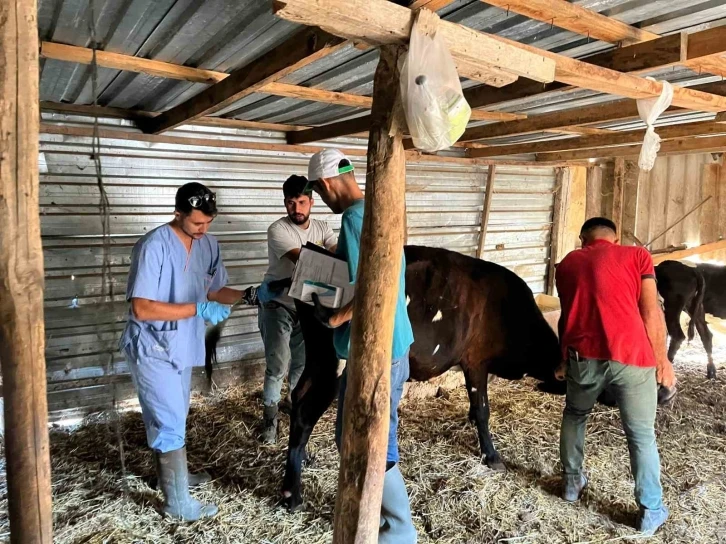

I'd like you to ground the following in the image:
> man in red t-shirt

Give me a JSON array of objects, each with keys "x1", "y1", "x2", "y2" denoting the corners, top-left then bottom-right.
[{"x1": 555, "y1": 217, "x2": 676, "y2": 536}]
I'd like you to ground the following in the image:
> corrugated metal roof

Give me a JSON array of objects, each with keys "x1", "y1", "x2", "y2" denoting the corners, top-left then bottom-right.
[{"x1": 38, "y1": 0, "x2": 726, "y2": 142}]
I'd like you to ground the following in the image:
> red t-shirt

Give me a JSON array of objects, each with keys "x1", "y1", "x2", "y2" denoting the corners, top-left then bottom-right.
[{"x1": 555, "y1": 239, "x2": 656, "y2": 367}]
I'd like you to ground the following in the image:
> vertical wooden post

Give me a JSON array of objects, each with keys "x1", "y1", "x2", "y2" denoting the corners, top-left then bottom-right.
[
  {"x1": 333, "y1": 44, "x2": 407, "y2": 544},
  {"x1": 0, "y1": 0, "x2": 53, "y2": 543},
  {"x1": 476, "y1": 165, "x2": 497, "y2": 259},
  {"x1": 621, "y1": 160, "x2": 640, "y2": 245},
  {"x1": 612, "y1": 157, "x2": 626, "y2": 237}
]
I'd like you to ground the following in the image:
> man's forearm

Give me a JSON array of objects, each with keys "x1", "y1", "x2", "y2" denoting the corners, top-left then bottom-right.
[
  {"x1": 641, "y1": 307, "x2": 669, "y2": 363},
  {"x1": 208, "y1": 287, "x2": 242, "y2": 305},
  {"x1": 132, "y1": 298, "x2": 197, "y2": 321},
  {"x1": 330, "y1": 300, "x2": 354, "y2": 328}
]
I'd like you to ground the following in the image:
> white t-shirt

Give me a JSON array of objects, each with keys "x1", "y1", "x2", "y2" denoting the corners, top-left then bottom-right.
[{"x1": 263, "y1": 216, "x2": 337, "y2": 308}]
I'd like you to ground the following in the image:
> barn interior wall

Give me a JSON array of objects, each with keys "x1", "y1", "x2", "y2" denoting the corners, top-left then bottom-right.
[
  {"x1": 586, "y1": 153, "x2": 726, "y2": 256},
  {"x1": 38, "y1": 112, "x2": 556, "y2": 421}
]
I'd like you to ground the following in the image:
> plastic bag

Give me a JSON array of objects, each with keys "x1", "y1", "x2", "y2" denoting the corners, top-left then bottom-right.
[
  {"x1": 400, "y1": 21, "x2": 471, "y2": 152},
  {"x1": 636, "y1": 78, "x2": 673, "y2": 171}
]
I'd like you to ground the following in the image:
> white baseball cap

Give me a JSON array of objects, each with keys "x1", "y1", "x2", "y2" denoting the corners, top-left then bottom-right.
[{"x1": 305, "y1": 149, "x2": 354, "y2": 193}]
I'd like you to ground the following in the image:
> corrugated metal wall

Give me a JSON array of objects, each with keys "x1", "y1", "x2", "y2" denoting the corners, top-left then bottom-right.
[
  {"x1": 39, "y1": 113, "x2": 556, "y2": 421},
  {"x1": 586, "y1": 154, "x2": 726, "y2": 255}
]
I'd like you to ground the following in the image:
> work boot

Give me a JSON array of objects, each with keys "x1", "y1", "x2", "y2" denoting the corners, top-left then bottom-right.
[
  {"x1": 562, "y1": 472, "x2": 588, "y2": 502},
  {"x1": 260, "y1": 404, "x2": 279, "y2": 444},
  {"x1": 637, "y1": 505, "x2": 669, "y2": 535},
  {"x1": 153, "y1": 452, "x2": 211, "y2": 488},
  {"x1": 379, "y1": 463, "x2": 417, "y2": 544},
  {"x1": 155, "y1": 447, "x2": 218, "y2": 521}
]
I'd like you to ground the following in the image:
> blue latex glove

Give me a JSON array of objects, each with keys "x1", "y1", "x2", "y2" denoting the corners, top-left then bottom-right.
[{"x1": 196, "y1": 301, "x2": 231, "y2": 325}]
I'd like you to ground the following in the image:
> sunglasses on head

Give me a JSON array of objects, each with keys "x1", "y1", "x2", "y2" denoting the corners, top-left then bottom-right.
[{"x1": 188, "y1": 191, "x2": 216, "y2": 208}]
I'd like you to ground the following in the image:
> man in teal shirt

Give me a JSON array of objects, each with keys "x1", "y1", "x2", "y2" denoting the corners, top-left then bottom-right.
[{"x1": 306, "y1": 149, "x2": 417, "y2": 544}]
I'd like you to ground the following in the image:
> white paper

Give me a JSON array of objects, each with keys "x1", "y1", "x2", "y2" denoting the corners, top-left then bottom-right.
[{"x1": 289, "y1": 247, "x2": 355, "y2": 308}]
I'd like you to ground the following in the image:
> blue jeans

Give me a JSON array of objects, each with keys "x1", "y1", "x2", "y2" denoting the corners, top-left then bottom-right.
[
  {"x1": 336, "y1": 350, "x2": 410, "y2": 464},
  {"x1": 560, "y1": 357, "x2": 663, "y2": 511},
  {"x1": 258, "y1": 301, "x2": 306, "y2": 407}
]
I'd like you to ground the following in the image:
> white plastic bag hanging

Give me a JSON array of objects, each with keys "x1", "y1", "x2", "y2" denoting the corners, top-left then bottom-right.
[
  {"x1": 400, "y1": 16, "x2": 471, "y2": 152},
  {"x1": 636, "y1": 78, "x2": 673, "y2": 171}
]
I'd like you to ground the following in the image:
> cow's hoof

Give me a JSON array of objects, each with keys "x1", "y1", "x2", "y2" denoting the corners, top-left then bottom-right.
[
  {"x1": 657, "y1": 385, "x2": 677, "y2": 405},
  {"x1": 485, "y1": 456, "x2": 506, "y2": 472},
  {"x1": 281, "y1": 490, "x2": 304, "y2": 513},
  {"x1": 707, "y1": 365, "x2": 717, "y2": 380}
]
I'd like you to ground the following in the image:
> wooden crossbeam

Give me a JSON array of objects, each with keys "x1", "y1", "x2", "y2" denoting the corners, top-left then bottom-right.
[
  {"x1": 40, "y1": 41, "x2": 229, "y2": 84},
  {"x1": 469, "y1": 121, "x2": 726, "y2": 158},
  {"x1": 548, "y1": 126, "x2": 614, "y2": 136},
  {"x1": 651, "y1": 240, "x2": 726, "y2": 264},
  {"x1": 274, "y1": 0, "x2": 556, "y2": 84},
  {"x1": 537, "y1": 133, "x2": 726, "y2": 161},
  {"x1": 39, "y1": 101, "x2": 310, "y2": 132},
  {"x1": 480, "y1": 0, "x2": 659, "y2": 45},
  {"x1": 140, "y1": 27, "x2": 348, "y2": 134},
  {"x1": 409, "y1": 0, "x2": 457, "y2": 10},
  {"x1": 460, "y1": 81, "x2": 726, "y2": 143}
]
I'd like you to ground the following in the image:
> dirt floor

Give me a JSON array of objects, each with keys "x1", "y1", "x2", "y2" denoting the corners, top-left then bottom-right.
[{"x1": 2, "y1": 337, "x2": 726, "y2": 543}]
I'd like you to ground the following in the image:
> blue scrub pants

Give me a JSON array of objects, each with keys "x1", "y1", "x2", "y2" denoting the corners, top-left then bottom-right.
[
  {"x1": 124, "y1": 342, "x2": 193, "y2": 453},
  {"x1": 336, "y1": 350, "x2": 410, "y2": 464}
]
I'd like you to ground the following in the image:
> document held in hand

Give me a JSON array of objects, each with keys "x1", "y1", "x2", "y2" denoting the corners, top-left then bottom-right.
[{"x1": 289, "y1": 243, "x2": 355, "y2": 309}]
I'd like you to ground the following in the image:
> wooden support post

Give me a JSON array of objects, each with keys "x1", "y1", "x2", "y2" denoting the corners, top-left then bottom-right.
[
  {"x1": 612, "y1": 158, "x2": 626, "y2": 237},
  {"x1": 476, "y1": 165, "x2": 497, "y2": 259},
  {"x1": 548, "y1": 167, "x2": 586, "y2": 294},
  {"x1": 0, "y1": 1, "x2": 53, "y2": 542},
  {"x1": 333, "y1": 44, "x2": 407, "y2": 544},
  {"x1": 621, "y1": 162, "x2": 641, "y2": 245}
]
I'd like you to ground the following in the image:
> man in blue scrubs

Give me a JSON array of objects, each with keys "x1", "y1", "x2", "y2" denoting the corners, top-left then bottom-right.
[
  {"x1": 305, "y1": 149, "x2": 417, "y2": 543},
  {"x1": 120, "y1": 182, "x2": 250, "y2": 521}
]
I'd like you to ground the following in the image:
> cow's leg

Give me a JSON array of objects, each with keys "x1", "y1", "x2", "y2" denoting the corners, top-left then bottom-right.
[
  {"x1": 692, "y1": 315, "x2": 716, "y2": 379},
  {"x1": 664, "y1": 301, "x2": 687, "y2": 363},
  {"x1": 281, "y1": 374, "x2": 338, "y2": 511},
  {"x1": 464, "y1": 366, "x2": 505, "y2": 472}
]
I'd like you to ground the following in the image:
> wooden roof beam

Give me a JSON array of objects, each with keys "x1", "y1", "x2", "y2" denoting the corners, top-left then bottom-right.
[
  {"x1": 40, "y1": 41, "x2": 229, "y2": 84},
  {"x1": 139, "y1": 27, "x2": 348, "y2": 134},
  {"x1": 274, "y1": 0, "x2": 556, "y2": 84},
  {"x1": 479, "y1": 0, "x2": 659, "y2": 46},
  {"x1": 469, "y1": 120, "x2": 726, "y2": 158},
  {"x1": 537, "y1": 134, "x2": 726, "y2": 161}
]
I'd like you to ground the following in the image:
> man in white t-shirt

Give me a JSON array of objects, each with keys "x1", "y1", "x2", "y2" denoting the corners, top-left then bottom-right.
[{"x1": 259, "y1": 175, "x2": 337, "y2": 443}]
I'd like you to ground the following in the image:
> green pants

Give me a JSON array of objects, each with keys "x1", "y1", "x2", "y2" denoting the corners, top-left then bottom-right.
[{"x1": 560, "y1": 357, "x2": 663, "y2": 511}]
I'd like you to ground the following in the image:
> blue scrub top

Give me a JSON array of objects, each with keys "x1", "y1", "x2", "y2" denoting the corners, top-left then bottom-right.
[
  {"x1": 334, "y1": 199, "x2": 414, "y2": 360},
  {"x1": 119, "y1": 224, "x2": 229, "y2": 369}
]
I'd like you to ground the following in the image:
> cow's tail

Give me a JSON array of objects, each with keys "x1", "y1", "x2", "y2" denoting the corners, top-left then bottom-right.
[
  {"x1": 688, "y1": 269, "x2": 706, "y2": 342},
  {"x1": 205, "y1": 322, "x2": 225, "y2": 386}
]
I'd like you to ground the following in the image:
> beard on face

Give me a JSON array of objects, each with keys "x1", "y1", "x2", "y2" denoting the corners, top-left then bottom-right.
[{"x1": 289, "y1": 211, "x2": 309, "y2": 225}]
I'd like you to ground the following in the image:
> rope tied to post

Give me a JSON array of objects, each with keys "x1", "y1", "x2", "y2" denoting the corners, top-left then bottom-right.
[{"x1": 636, "y1": 78, "x2": 674, "y2": 172}]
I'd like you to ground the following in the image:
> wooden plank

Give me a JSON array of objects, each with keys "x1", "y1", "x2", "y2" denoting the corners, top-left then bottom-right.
[
  {"x1": 652, "y1": 239, "x2": 726, "y2": 264},
  {"x1": 548, "y1": 168, "x2": 567, "y2": 294},
  {"x1": 333, "y1": 44, "x2": 406, "y2": 544},
  {"x1": 274, "y1": 0, "x2": 555, "y2": 84},
  {"x1": 40, "y1": 41, "x2": 228, "y2": 84},
  {"x1": 700, "y1": 163, "x2": 719, "y2": 244},
  {"x1": 0, "y1": 0, "x2": 53, "y2": 541},
  {"x1": 648, "y1": 158, "x2": 669, "y2": 251},
  {"x1": 476, "y1": 166, "x2": 496, "y2": 259},
  {"x1": 682, "y1": 154, "x2": 704, "y2": 247},
  {"x1": 480, "y1": 0, "x2": 659, "y2": 45},
  {"x1": 612, "y1": 158, "x2": 626, "y2": 237},
  {"x1": 408, "y1": 0, "x2": 457, "y2": 10},
  {"x1": 537, "y1": 134, "x2": 726, "y2": 161},
  {"x1": 621, "y1": 160, "x2": 640, "y2": 245},
  {"x1": 262, "y1": 81, "x2": 373, "y2": 108},
  {"x1": 548, "y1": 126, "x2": 614, "y2": 136},
  {"x1": 548, "y1": 166, "x2": 586, "y2": 293},
  {"x1": 287, "y1": 115, "x2": 372, "y2": 145},
  {"x1": 470, "y1": 121, "x2": 726, "y2": 157},
  {"x1": 719, "y1": 163, "x2": 726, "y2": 243},
  {"x1": 664, "y1": 156, "x2": 686, "y2": 248},
  {"x1": 40, "y1": 100, "x2": 310, "y2": 132},
  {"x1": 600, "y1": 161, "x2": 615, "y2": 223},
  {"x1": 686, "y1": 26, "x2": 726, "y2": 63},
  {"x1": 634, "y1": 167, "x2": 650, "y2": 244},
  {"x1": 585, "y1": 166, "x2": 603, "y2": 219},
  {"x1": 141, "y1": 27, "x2": 348, "y2": 134}
]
